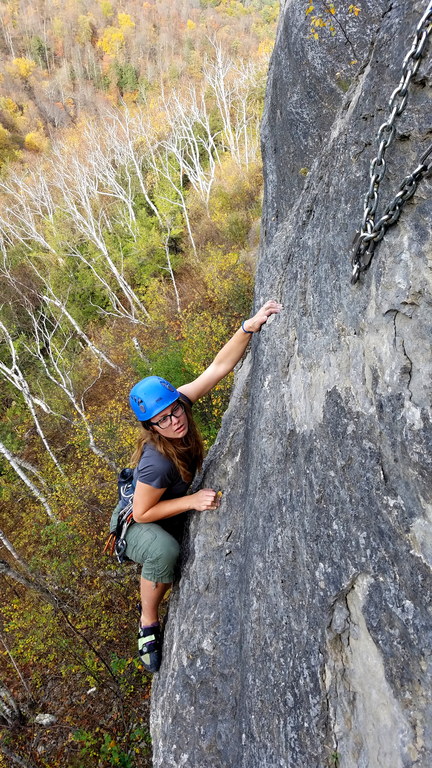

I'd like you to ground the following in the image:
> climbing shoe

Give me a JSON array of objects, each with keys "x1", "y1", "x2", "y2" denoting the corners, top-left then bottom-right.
[{"x1": 138, "y1": 622, "x2": 162, "y2": 673}]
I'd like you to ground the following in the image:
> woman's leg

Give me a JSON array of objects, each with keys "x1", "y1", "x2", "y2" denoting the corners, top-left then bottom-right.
[
  {"x1": 140, "y1": 578, "x2": 170, "y2": 626},
  {"x1": 124, "y1": 520, "x2": 180, "y2": 626},
  {"x1": 133, "y1": 527, "x2": 179, "y2": 672}
]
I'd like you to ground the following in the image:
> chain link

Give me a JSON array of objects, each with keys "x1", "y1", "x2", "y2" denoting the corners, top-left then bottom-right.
[{"x1": 351, "y1": 2, "x2": 432, "y2": 284}]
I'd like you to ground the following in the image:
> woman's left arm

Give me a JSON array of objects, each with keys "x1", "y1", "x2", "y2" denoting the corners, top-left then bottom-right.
[{"x1": 178, "y1": 300, "x2": 282, "y2": 404}]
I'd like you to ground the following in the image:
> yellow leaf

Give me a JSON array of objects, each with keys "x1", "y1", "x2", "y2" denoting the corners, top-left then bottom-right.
[
  {"x1": 24, "y1": 131, "x2": 48, "y2": 152},
  {"x1": 118, "y1": 12, "x2": 135, "y2": 30},
  {"x1": 97, "y1": 27, "x2": 125, "y2": 56},
  {"x1": 7, "y1": 57, "x2": 36, "y2": 80}
]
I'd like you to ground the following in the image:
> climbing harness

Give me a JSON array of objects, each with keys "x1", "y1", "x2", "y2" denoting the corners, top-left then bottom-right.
[
  {"x1": 103, "y1": 467, "x2": 136, "y2": 563},
  {"x1": 103, "y1": 499, "x2": 135, "y2": 563},
  {"x1": 351, "y1": 2, "x2": 432, "y2": 284}
]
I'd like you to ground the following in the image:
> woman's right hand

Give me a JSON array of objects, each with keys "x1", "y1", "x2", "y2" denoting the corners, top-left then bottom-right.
[{"x1": 190, "y1": 488, "x2": 219, "y2": 511}]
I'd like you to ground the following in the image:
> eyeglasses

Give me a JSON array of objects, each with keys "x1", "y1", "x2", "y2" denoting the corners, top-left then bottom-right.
[{"x1": 150, "y1": 400, "x2": 185, "y2": 429}]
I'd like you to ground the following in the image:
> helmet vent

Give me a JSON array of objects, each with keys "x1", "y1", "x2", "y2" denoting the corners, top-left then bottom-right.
[{"x1": 160, "y1": 380, "x2": 175, "y2": 392}]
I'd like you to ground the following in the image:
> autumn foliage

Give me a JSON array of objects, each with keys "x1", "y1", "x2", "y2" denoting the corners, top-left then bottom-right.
[{"x1": 0, "y1": 1, "x2": 280, "y2": 766}]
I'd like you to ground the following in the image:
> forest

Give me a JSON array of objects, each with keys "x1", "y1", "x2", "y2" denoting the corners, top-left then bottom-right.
[
  {"x1": 0, "y1": 1, "x2": 278, "y2": 765},
  {"x1": 0, "y1": 1, "x2": 361, "y2": 766}
]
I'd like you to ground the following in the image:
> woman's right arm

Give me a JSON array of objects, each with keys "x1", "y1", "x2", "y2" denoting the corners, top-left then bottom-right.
[{"x1": 132, "y1": 481, "x2": 218, "y2": 523}]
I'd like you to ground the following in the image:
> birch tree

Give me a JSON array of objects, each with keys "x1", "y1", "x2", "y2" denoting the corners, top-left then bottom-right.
[
  {"x1": 104, "y1": 108, "x2": 164, "y2": 225},
  {"x1": 0, "y1": 152, "x2": 149, "y2": 326},
  {"x1": 47, "y1": 143, "x2": 150, "y2": 321},
  {"x1": 0, "y1": 256, "x2": 119, "y2": 371},
  {"x1": 203, "y1": 45, "x2": 261, "y2": 168},
  {"x1": 145, "y1": 138, "x2": 198, "y2": 259},
  {"x1": 0, "y1": 318, "x2": 65, "y2": 473},
  {"x1": 102, "y1": 108, "x2": 184, "y2": 307},
  {"x1": 81, "y1": 120, "x2": 137, "y2": 237},
  {"x1": 162, "y1": 87, "x2": 221, "y2": 212},
  {"x1": 0, "y1": 528, "x2": 32, "y2": 576},
  {"x1": 0, "y1": 440, "x2": 56, "y2": 520},
  {"x1": 24, "y1": 307, "x2": 118, "y2": 471},
  {"x1": 0, "y1": 681, "x2": 25, "y2": 727}
]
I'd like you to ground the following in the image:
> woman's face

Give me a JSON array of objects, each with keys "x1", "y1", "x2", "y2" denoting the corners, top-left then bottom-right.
[{"x1": 149, "y1": 400, "x2": 189, "y2": 439}]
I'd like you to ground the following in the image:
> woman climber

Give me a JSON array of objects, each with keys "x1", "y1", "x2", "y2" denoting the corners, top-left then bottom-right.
[{"x1": 119, "y1": 300, "x2": 282, "y2": 673}]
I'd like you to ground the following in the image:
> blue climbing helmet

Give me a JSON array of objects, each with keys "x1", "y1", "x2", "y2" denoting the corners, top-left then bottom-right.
[{"x1": 129, "y1": 376, "x2": 180, "y2": 422}]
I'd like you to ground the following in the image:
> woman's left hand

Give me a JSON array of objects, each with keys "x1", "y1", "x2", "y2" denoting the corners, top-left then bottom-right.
[{"x1": 243, "y1": 300, "x2": 283, "y2": 333}]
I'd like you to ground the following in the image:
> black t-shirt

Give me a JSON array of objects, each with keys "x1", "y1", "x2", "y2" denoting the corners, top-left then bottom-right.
[
  {"x1": 136, "y1": 444, "x2": 191, "y2": 542},
  {"x1": 137, "y1": 444, "x2": 190, "y2": 500}
]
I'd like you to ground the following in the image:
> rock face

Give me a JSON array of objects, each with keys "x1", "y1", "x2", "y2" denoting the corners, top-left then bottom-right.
[{"x1": 152, "y1": 2, "x2": 432, "y2": 766}]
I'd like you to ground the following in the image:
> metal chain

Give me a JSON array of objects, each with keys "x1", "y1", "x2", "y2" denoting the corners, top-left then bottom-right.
[{"x1": 351, "y1": 2, "x2": 432, "y2": 284}]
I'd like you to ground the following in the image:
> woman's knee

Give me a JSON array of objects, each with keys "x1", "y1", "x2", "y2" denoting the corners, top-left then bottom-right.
[{"x1": 151, "y1": 533, "x2": 180, "y2": 569}]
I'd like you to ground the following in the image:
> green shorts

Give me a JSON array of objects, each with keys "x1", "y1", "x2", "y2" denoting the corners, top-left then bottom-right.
[{"x1": 110, "y1": 507, "x2": 180, "y2": 583}]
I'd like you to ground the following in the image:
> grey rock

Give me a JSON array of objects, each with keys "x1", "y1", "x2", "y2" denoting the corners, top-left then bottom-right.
[
  {"x1": 34, "y1": 713, "x2": 57, "y2": 726},
  {"x1": 152, "y1": 1, "x2": 432, "y2": 766}
]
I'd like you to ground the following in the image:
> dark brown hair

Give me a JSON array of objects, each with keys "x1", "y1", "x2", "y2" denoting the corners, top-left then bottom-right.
[{"x1": 131, "y1": 400, "x2": 204, "y2": 483}]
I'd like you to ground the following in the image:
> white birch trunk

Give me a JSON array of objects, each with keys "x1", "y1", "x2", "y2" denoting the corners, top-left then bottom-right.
[{"x1": 0, "y1": 441, "x2": 56, "y2": 520}]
